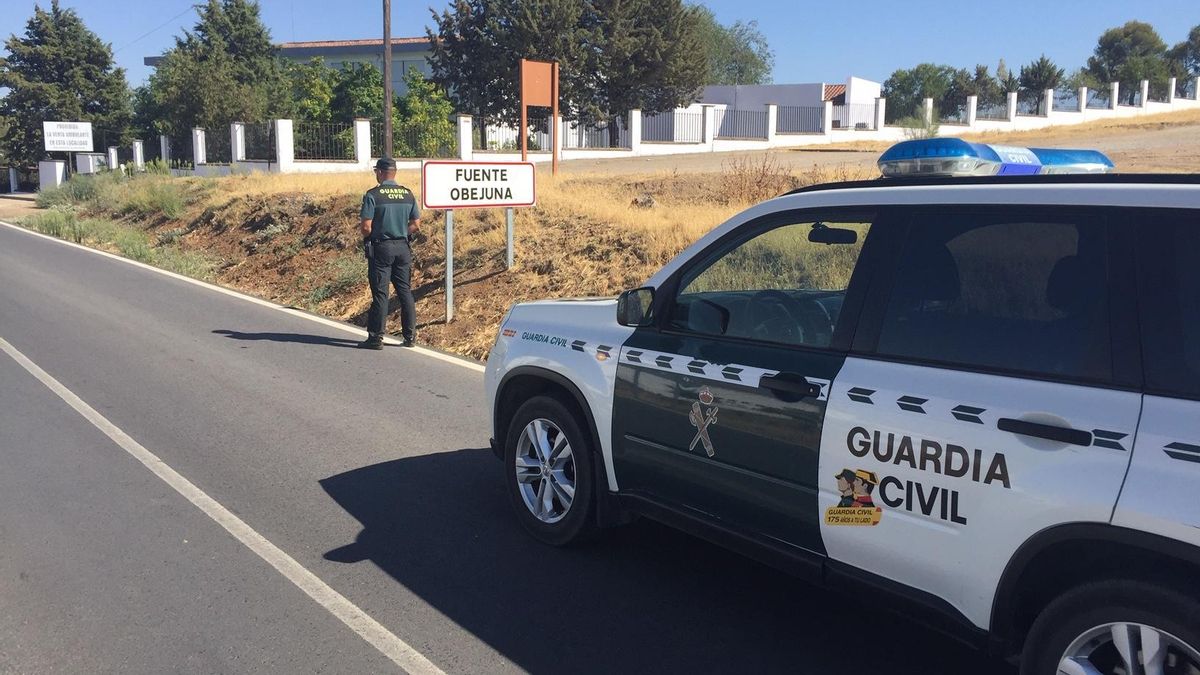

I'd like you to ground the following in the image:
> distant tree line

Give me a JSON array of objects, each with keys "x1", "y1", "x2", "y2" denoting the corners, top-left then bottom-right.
[{"x1": 883, "y1": 20, "x2": 1200, "y2": 123}]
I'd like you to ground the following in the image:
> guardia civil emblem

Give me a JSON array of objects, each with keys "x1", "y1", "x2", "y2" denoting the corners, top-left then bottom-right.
[{"x1": 688, "y1": 386, "x2": 719, "y2": 457}]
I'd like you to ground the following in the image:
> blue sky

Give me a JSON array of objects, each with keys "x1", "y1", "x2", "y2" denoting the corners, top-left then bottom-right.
[{"x1": 3, "y1": 1, "x2": 1198, "y2": 87}]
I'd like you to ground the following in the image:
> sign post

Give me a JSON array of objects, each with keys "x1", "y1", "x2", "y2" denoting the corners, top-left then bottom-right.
[
  {"x1": 422, "y1": 160, "x2": 537, "y2": 322},
  {"x1": 519, "y1": 58, "x2": 559, "y2": 175},
  {"x1": 505, "y1": 207, "x2": 515, "y2": 270}
]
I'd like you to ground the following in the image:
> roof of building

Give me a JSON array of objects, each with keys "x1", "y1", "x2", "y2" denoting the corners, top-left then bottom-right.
[
  {"x1": 277, "y1": 37, "x2": 432, "y2": 50},
  {"x1": 822, "y1": 84, "x2": 846, "y2": 101}
]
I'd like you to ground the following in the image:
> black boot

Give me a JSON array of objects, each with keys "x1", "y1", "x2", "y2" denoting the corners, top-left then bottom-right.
[{"x1": 357, "y1": 334, "x2": 384, "y2": 350}]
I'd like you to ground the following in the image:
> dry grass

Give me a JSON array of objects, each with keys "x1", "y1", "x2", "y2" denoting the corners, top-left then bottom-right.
[{"x1": 961, "y1": 107, "x2": 1200, "y2": 144}]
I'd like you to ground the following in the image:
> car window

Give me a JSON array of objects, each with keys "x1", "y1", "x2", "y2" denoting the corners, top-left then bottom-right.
[
  {"x1": 669, "y1": 218, "x2": 872, "y2": 348},
  {"x1": 1138, "y1": 212, "x2": 1200, "y2": 398},
  {"x1": 875, "y1": 214, "x2": 1112, "y2": 381}
]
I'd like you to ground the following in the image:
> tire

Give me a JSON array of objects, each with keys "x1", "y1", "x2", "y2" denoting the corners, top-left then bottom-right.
[
  {"x1": 1020, "y1": 579, "x2": 1200, "y2": 675},
  {"x1": 503, "y1": 395, "x2": 598, "y2": 546}
]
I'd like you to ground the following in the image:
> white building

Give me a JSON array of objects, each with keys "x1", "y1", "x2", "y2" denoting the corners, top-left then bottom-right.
[{"x1": 701, "y1": 76, "x2": 882, "y2": 130}]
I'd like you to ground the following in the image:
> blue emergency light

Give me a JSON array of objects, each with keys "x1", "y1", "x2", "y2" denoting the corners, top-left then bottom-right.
[{"x1": 878, "y1": 138, "x2": 1114, "y2": 177}]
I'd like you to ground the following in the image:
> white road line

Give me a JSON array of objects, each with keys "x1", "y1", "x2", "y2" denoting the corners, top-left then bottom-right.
[
  {"x1": 0, "y1": 220, "x2": 486, "y2": 373},
  {"x1": 0, "y1": 336, "x2": 447, "y2": 675}
]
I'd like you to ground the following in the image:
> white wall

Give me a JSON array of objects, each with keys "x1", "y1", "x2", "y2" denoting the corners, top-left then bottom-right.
[
  {"x1": 701, "y1": 84, "x2": 826, "y2": 107},
  {"x1": 845, "y1": 76, "x2": 881, "y2": 106}
]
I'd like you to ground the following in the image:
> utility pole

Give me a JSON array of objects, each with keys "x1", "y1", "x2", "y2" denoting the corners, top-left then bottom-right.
[{"x1": 382, "y1": 0, "x2": 393, "y2": 158}]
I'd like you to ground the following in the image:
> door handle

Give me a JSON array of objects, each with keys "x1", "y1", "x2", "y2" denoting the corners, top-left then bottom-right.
[
  {"x1": 759, "y1": 372, "x2": 822, "y2": 401},
  {"x1": 997, "y1": 418, "x2": 1092, "y2": 446}
]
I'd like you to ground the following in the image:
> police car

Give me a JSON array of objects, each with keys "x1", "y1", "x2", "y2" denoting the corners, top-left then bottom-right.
[{"x1": 484, "y1": 139, "x2": 1200, "y2": 674}]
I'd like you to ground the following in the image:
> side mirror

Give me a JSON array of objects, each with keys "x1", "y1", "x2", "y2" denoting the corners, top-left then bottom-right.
[
  {"x1": 809, "y1": 222, "x2": 858, "y2": 245},
  {"x1": 617, "y1": 287, "x2": 655, "y2": 327}
]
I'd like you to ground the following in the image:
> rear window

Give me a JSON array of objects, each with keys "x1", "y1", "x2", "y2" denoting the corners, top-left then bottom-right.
[
  {"x1": 874, "y1": 213, "x2": 1112, "y2": 381},
  {"x1": 1138, "y1": 211, "x2": 1200, "y2": 399}
]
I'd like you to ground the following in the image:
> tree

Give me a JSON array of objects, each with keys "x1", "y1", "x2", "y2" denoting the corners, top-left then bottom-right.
[
  {"x1": 288, "y1": 58, "x2": 337, "y2": 122},
  {"x1": 0, "y1": 1, "x2": 132, "y2": 167},
  {"x1": 1168, "y1": 24, "x2": 1200, "y2": 81},
  {"x1": 1086, "y1": 21, "x2": 1170, "y2": 104},
  {"x1": 146, "y1": 0, "x2": 292, "y2": 143},
  {"x1": 428, "y1": 0, "x2": 705, "y2": 146},
  {"x1": 690, "y1": 6, "x2": 773, "y2": 86},
  {"x1": 881, "y1": 63, "x2": 957, "y2": 122},
  {"x1": 331, "y1": 62, "x2": 384, "y2": 121},
  {"x1": 393, "y1": 69, "x2": 456, "y2": 158},
  {"x1": 946, "y1": 64, "x2": 1004, "y2": 114},
  {"x1": 1018, "y1": 55, "x2": 1064, "y2": 113}
]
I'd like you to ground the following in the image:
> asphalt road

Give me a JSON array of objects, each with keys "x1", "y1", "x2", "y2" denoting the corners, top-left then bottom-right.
[{"x1": 0, "y1": 221, "x2": 1016, "y2": 674}]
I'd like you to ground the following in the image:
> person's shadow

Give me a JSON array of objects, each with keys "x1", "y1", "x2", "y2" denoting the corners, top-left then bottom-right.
[
  {"x1": 319, "y1": 449, "x2": 1014, "y2": 675},
  {"x1": 212, "y1": 329, "x2": 361, "y2": 348}
]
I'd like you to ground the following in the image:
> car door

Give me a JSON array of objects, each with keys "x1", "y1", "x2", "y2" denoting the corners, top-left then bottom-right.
[
  {"x1": 819, "y1": 207, "x2": 1142, "y2": 630},
  {"x1": 1114, "y1": 209, "x2": 1200, "y2": 548},
  {"x1": 611, "y1": 208, "x2": 887, "y2": 555}
]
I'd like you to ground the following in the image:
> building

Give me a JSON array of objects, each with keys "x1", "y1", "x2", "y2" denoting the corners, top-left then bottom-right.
[
  {"x1": 701, "y1": 76, "x2": 882, "y2": 130},
  {"x1": 145, "y1": 37, "x2": 435, "y2": 95}
]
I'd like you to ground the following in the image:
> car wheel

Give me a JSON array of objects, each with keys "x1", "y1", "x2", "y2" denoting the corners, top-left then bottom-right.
[
  {"x1": 504, "y1": 395, "x2": 597, "y2": 546},
  {"x1": 1020, "y1": 579, "x2": 1200, "y2": 675}
]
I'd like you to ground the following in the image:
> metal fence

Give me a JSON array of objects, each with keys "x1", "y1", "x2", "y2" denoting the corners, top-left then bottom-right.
[
  {"x1": 1086, "y1": 89, "x2": 1112, "y2": 110},
  {"x1": 167, "y1": 133, "x2": 194, "y2": 169},
  {"x1": 1053, "y1": 88, "x2": 1081, "y2": 112},
  {"x1": 294, "y1": 122, "x2": 355, "y2": 161},
  {"x1": 776, "y1": 105, "x2": 823, "y2": 133},
  {"x1": 1120, "y1": 90, "x2": 1143, "y2": 107},
  {"x1": 562, "y1": 118, "x2": 630, "y2": 149},
  {"x1": 205, "y1": 127, "x2": 232, "y2": 164},
  {"x1": 938, "y1": 103, "x2": 968, "y2": 124},
  {"x1": 832, "y1": 103, "x2": 875, "y2": 129},
  {"x1": 1177, "y1": 78, "x2": 1197, "y2": 100},
  {"x1": 370, "y1": 121, "x2": 458, "y2": 158},
  {"x1": 142, "y1": 138, "x2": 162, "y2": 164},
  {"x1": 976, "y1": 103, "x2": 1009, "y2": 121},
  {"x1": 244, "y1": 122, "x2": 276, "y2": 162},
  {"x1": 715, "y1": 108, "x2": 769, "y2": 139},
  {"x1": 473, "y1": 116, "x2": 553, "y2": 152},
  {"x1": 642, "y1": 111, "x2": 704, "y2": 143},
  {"x1": 1148, "y1": 82, "x2": 1171, "y2": 103},
  {"x1": 2, "y1": 166, "x2": 38, "y2": 192},
  {"x1": 1015, "y1": 92, "x2": 1045, "y2": 116}
]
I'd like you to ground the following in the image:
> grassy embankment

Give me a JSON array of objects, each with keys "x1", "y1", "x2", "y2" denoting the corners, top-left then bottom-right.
[{"x1": 22, "y1": 158, "x2": 871, "y2": 359}]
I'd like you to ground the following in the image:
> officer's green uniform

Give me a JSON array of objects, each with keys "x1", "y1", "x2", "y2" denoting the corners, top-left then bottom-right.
[{"x1": 361, "y1": 164, "x2": 420, "y2": 345}]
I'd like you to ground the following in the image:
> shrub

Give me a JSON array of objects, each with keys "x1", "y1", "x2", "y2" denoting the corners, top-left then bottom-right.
[
  {"x1": 898, "y1": 115, "x2": 941, "y2": 139},
  {"x1": 121, "y1": 179, "x2": 185, "y2": 219},
  {"x1": 113, "y1": 229, "x2": 153, "y2": 262}
]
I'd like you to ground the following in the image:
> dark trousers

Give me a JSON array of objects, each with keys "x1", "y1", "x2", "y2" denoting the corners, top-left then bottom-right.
[{"x1": 366, "y1": 238, "x2": 415, "y2": 340}]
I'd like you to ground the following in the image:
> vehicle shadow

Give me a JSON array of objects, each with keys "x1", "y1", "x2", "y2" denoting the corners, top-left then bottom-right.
[{"x1": 320, "y1": 449, "x2": 1015, "y2": 675}]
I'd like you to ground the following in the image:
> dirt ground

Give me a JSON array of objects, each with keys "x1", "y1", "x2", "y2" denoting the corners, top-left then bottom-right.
[{"x1": 0, "y1": 196, "x2": 39, "y2": 221}]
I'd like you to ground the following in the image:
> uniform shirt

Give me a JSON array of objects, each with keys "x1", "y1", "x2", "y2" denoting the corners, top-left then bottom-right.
[{"x1": 360, "y1": 180, "x2": 420, "y2": 240}]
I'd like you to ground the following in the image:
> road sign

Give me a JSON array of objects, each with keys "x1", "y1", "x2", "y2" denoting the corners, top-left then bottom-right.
[
  {"x1": 43, "y1": 121, "x2": 93, "y2": 152},
  {"x1": 421, "y1": 161, "x2": 536, "y2": 209}
]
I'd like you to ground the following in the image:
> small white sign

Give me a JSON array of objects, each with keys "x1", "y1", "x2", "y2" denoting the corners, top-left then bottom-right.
[
  {"x1": 43, "y1": 121, "x2": 94, "y2": 152},
  {"x1": 422, "y1": 161, "x2": 536, "y2": 209}
]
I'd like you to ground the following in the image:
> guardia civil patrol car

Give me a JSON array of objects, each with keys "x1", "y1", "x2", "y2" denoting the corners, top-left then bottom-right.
[{"x1": 484, "y1": 139, "x2": 1200, "y2": 674}]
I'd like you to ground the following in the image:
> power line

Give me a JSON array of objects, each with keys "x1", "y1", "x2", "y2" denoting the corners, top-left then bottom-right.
[{"x1": 113, "y1": 4, "x2": 200, "y2": 55}]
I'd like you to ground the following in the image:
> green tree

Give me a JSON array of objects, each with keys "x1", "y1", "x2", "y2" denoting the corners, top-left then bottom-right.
[
  {"x1": 1168, "y1": 24, "x2": 1200, "y2": 85},
  {"x1": 0, "y1": 1, "x2": 132, "y2": 167},
  {"x1": 331, "y1": 62, "x2": 385, "y2": 121},
  {"x1": 393, "y1": 69, "x2": 456, "y2": 158},
  {"x1": 288, "y1": 58, "x2": 337, "y2": 122},
  {"x1": 690, "y1": 6, "x2": 773, "y2": 85},
  {"x1": 1086, "y1": 21, "x2": 1170, "y2": 104},
  {"x1": 146, "y1": 0, "x2": 292, "y2": 144},
  {"x1": 945, "y1": 65, "x2": 1004, "y2": 116},
  {"x1": 881, "y1": 63, "x2": 957, "y2": 123},
  {"x1": 1018, "y1": 55, "x2": 1064, "y2": 113}
]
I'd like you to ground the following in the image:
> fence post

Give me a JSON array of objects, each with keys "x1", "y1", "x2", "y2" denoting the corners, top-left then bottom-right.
[
  {"x1": 160, "y1": 135, "x2": 171, "y2": 165},
  {"x1": 456, "y1": 114, "x2": 473, "y2": 161},
  {"x1": 628, "y1": 109, "x2": 642, "y2": 153},
  {"x1": 353, "y1": 118, "x2": 371, "y2": 167},
  {"x1": 1140, "y1": 79, "x2": 1149, "y2": 107},
  {"x1": 231, "y1": 122, "x2": 246, "y2": 163},
  {"x1": 824, "y1": 100, "x2": 835, "y2": 135},
  {"x1": 8, "y1": 167, "x2": 17, "y2": 193},
  {"x1": 192, "y1": 127, "x2": 206, "y2": 166},
  {"x1": 1006, "y1": 91, "x2": 1018, "y2": 120},
  {"x1": 107, "y1": 146, "x2": 119, "y2": 171},
  {"x1": 702, "y1": 105, "x2": 716, "y2": 150},
  {"x1": 133, "y1": 140, "x2": 145, "y2": 171},
  {"x1": 921, "y1": 98, "x2": 933, "y2": 127},
  {"x1": 765, "y1": 104, "x2": 777, "y2": 143},
  {"x1": 1110, "y1": 82, "x2": 1120, "y2": 109},
  {"x1": 1079, "y1": 86, "x2": 1089, "y2": 114},
  {"x1": 1044, "y1": 88, "x2": 1055, "y2": 116},
  {"x1": 274, "y1": 119, "x2": 294, "y2": 174},
  {"x1": 874, "y1": 97, "x2": 886, "y2": 130},
  {"x1": 1167, "y1": 77, "x2": 1177, "y2": 104},
  {"x1": 966, "y1": 96, "x2": 978, "y2": 127},
  {"x1": 1194, "y1": 77, "x2": 1200, "y2": 100}
]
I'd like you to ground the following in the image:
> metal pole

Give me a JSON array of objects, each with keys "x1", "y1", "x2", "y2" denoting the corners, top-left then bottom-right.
[
  {"x1": 382, "y1": 0, "x2": 393, "y2": 158},
  {"x1": 445, "y1": 210, "x2": 454, "y2": 323},
  {"x1": 505, "y1": 207, "x2": 514, "y2": 269}
]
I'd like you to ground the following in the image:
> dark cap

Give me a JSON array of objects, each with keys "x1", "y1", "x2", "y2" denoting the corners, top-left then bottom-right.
[{"x1": 374, "y1": 157, "x2": 396, "y2": 171}]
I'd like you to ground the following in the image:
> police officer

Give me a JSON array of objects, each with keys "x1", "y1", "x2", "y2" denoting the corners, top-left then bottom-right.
[{"x1": 358, "y1": 157, "x2": 419, "y2": 350}]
